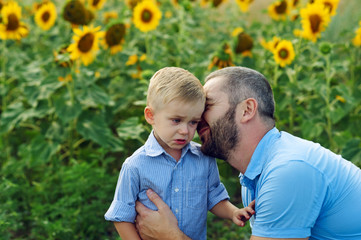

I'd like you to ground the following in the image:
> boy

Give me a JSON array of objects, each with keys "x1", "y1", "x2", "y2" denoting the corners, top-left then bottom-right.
[{"x1": 104, "y1": 67, "x2": 255, "y2": 240}]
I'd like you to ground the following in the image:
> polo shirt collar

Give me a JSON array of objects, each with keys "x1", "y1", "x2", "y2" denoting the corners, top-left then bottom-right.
[{"x1": 240, "y1": 127, "x2": 280, "y2": 182}]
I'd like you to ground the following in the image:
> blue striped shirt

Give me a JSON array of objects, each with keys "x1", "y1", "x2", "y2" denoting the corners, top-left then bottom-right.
[{"x1": 105, "y1": 131, "x2": 229, "y2": 240}]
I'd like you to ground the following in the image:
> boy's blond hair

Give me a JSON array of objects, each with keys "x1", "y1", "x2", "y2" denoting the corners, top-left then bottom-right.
[{"x1": 147, "y1": 67, "x2": 205, "y2": 111}]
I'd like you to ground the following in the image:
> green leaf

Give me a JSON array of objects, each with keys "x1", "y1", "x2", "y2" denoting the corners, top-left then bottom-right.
[
  {"x1": 76, "y1": 111, "x2": 123, "y2": 151},
  {"x1": 77, "y1": 84, "x2": 114, "y2": 108},
  {"x1": 341, "y1": 138, "x2": 361, "y2": 167},
  {"x1": 28, "y1": 135, "x2": 60, "y2": 163},
  {"x1": 0, "y1": 102, "x2": 25, "y2": 134},
  {"x1": 116, "y1": 117, "x2": 145, "y2": 141},
  {"x1": 54, "y1": 97, "x2": 82, "y2": 123}
]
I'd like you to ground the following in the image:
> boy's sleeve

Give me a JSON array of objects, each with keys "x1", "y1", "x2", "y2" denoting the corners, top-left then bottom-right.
[
  {"x1": 104, "y1": 161, "x2": 140, "y2": 223},
  {"x1": 207, "y1": 157, "x2": 230, "y2": 210}
]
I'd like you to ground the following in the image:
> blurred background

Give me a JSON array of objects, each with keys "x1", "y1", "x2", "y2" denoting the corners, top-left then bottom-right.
[{"x1": 1, "y1": 0, "x2": 361, "y2": 239}]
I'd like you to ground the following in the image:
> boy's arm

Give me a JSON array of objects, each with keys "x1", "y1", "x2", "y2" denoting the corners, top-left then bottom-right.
[
  {"x1": 114, "y1": 222, "x2": 141, "y2": 240},
  {"x1": 210, "y1": 199, "x2": 239, "y2": 219},
  {"x1": 210, "y1": 199, "x2": 255, "y2": 226}
]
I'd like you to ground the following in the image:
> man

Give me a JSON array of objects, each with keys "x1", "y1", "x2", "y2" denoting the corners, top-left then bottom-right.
[{"x1": 135, "y1": 66, "x2": 361, "y2": 239}]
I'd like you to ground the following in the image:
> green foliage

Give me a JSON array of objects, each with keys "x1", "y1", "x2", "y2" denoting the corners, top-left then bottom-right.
[{"x1": 1, "y1": 0, "x2": 361, "y2": 239}]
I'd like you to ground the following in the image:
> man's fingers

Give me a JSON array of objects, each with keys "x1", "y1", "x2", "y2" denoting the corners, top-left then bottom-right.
[
  {"x1": 146, "y1": 189, "x2": 168, "y2": 210},
  {"x1": 135, "y1": 200, "x2": 148, "y2": 215}
]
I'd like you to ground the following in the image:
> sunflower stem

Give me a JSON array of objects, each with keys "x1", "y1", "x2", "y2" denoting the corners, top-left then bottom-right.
[
  {"x1": 1, "y1": 39, "x2": 7, "y2": 112},
  {"x1": 324, "y1": 55, "x2": 336, "y2": 151},
  {"x1": 66, "y1": 62, "x2": 78, "y2": 160},
  {"x1": 1, "y1": 39, "x2": 10, "y2": 161},
  {"x1": 145, "y1": 32, "x2": 151, "y2": 59},
  {"x1": 273, "y1": 64, "x2": 279, "y2": 88}
]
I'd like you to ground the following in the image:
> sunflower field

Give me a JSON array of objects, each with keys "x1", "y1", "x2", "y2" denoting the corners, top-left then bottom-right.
[{"x1": 1, "y1": 0, "x2": 361, "y2": 239}]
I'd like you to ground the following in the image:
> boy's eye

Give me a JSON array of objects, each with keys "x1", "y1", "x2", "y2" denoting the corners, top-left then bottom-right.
[
  {"x1": 172, "y1": 119, "x2": 180, "y2": 123},
  {"x1": 190, "y1": 121, "x2": 199, "y2": 126}
]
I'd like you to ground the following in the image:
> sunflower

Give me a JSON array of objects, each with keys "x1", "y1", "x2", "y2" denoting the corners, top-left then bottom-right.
[
  {"x1": 133, "y1": 0, "x2": 162, "y2": 32},
  {"x1": 200, "y1": 0, "x2": 210, "y2": 7},
  {"x1": 291, "y1": 0, "x2": 300, "y2": 8},
  {"x1": 314, "y1": 0, "x2": 339, "y2": 16},
  {"x1": 235, "y1": 0, "x2": 254, "y2": 13},
  {"x1": 63, "y1": 0, "x2": 94, "y2": 26},
  {"x1": 34, "y1": 1, "x2": 57, "y2": 31},
  {"x1": 103, "y1": 11, "x2": 118, "y2": 24},
  {"x1": 232, "y1": 27, "x2": 253, "y2": 57},
  {"x1": 88, "y1": 0, "x2": 106, "y2": 11},
  {"x1": 54, "y1": 45, "x2": 73, "y2": 67},
  {"x1": 352, "y1": 22, "x2": 361, "y2": 47},
  {"x1": 211, "y1": 0, "x2": 228, "y2": 7},
  {"x1": 268, "y1": 0, "x2": 290, "y2": 21},
  {"x1": 208, "y1": 43, "x2": 234, "y2": 70},
  {"x1": 273, "y1": 39, "x2": 295, "y2": 67},
  {"x1": 299, "y1": 2, "x2": 330, "y2": 42},
  {"x1": 126, "y1": 0, "x2": 142, "y2": 9},
  {"x1": 102, "y1": 23, "x2": 126, "y2": 54},
  {"x1": 67, "y1": 25, "x2": 104, "y2": 66},
  {"x1": 261, "y1": 36, "x2": 281, "y2": 52},
  {"x1": 0, "y1": 1, "x2": 29, "y2": 40}
]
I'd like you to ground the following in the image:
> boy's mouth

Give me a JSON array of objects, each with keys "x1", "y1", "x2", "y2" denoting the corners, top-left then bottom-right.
[{"x1": 175, "y1": 139, "x2": 186, "y2": 145}]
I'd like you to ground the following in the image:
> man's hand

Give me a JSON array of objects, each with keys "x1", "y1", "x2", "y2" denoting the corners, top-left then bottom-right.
[{"x1": 135, "y1": 189, "x2": 190, "y2": 240}]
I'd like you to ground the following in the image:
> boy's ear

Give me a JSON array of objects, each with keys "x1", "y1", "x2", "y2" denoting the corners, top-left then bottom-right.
[{"x1": 144, "y1": 106, "x2": 155, "y2": 125}]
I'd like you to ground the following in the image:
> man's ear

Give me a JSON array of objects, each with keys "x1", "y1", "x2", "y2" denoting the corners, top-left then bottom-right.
[
  {"x1": 239, "y1": 98, "x2": 258, "y2": 123},
  {"x1": 144, "y1": 106, "x2": 155, "y2": 125}
]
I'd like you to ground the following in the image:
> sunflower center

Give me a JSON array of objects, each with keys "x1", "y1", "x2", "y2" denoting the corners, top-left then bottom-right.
[
  {"x1": 235, "y1": 33, "x2": 253, "y2": 54},
  {"x1": 279, "y1": 48, "x2": 289, "y2": 59},
  {"x1": 42, "y1": 11, "x2": 50, "y2": 22},
  {"x1": 106, "y1": 24, "x2": 126, "y2": 46},
  {"x1": 6, "y1": 13, "x2": 20, "y2": 31},
  {"x1": 292, "y1": 0, "x2": 299, "y2": 7},
  {"x1": 275, "y1": 0, "x2": 287, "y2": 14},
  {"x1": 92, "y1": 0, "x2": 100, "y2": 6},
  {"x1": 213, "y1": 0, "x2": 223, "y2": 7},
  {"x1": 141, "y1": 9, "x2": 153, "y2": 23},
  {"x1": 78, "y1": 33, "x2": 95, "y2": 53},
  {"x1": 309, "y1": 14, "x2": 322, "y2": 33}
]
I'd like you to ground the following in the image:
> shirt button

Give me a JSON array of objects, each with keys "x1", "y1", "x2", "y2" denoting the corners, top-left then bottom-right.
[
  {"x1": 175, "y1": 209, "x2": 179, "y2": 213},
  {"x1": 174, "y1": 188, "x2": 179, "y2": 192}
]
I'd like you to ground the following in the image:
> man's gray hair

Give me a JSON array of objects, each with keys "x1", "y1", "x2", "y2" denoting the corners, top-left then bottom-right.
[{"x1": 205, "y1": 66, "x2": 275, "y2": 123}]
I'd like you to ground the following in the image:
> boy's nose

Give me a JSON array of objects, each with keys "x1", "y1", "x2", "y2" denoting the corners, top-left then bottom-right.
[{"x1": 178, "y1": 124, "x2": 189, "y2": 135}]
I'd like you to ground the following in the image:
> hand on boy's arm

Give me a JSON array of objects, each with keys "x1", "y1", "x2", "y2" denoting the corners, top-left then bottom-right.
[
  {"x1": 232, "y1": 200, "x2": 255, "y2": 227},
  {"x1": 135, "y1": 189, "x2": 191, "y2": 240}
]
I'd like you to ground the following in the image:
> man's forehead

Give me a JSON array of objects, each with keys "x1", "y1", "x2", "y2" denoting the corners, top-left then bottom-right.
[
  {"x1": 204, "y1": 77, "x2": 224, "y2": 96},
  {"x1": 204, "y1": 77, "x2": 224, "y2": 91}
]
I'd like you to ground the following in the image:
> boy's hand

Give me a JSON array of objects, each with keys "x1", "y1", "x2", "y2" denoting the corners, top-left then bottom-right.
[{"x1": 232, "y1": 200, "x2": 255, "y2": 227}]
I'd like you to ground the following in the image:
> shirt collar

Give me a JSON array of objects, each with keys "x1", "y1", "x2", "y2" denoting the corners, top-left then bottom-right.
[
  {"x1": 144, "y1": 131, "x2": 198, "y2": 158},
  {"x1": 240, "y1": 127, "x2": 280, "y2": 181}
]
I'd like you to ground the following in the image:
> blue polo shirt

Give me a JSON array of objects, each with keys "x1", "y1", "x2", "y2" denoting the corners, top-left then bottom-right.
[
  {"x1": 240, "y1": 128, "x2": 361, "y2": 239},
  {"x1": 105, "y1": 132, "x2": 229, "y2": 240}
]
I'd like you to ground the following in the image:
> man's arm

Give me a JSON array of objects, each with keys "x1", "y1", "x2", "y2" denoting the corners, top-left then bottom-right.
[
  {"x1": 251, "y1": 237, "x2": 308, "y2": 240},
  {"x1": 135, "y1": 189, "x2": 191, "y2": 240}
]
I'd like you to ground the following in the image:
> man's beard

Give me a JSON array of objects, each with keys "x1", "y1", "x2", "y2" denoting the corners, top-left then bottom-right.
[{"x1": 200, "y1": 106, "x2": 239, "y2": 161}]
